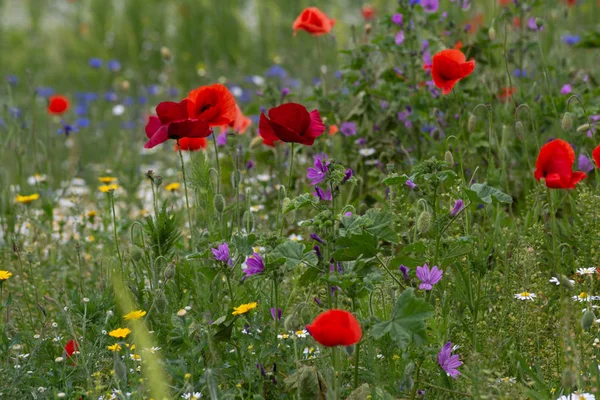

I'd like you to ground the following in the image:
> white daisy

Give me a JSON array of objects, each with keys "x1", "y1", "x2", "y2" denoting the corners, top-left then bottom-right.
[
  {"x1": 250, "y1": 205, "x2": 265, "y2": 213},
  {"x1": 556, "y1": 393, "x2": 595, "y2": 400},
  {"x1": 288, "y1": 234, "x2": 303, "y2": 241},
  {"x1": 112, "y1": 104, "x2": 126, "y2": 116},
  {"x1": 549, "y1": 276, "x2": 575, "y2": 286},
  {"x1": 359, "y1": 148, "x2": 376, "y2": 157},
  {"x1": 576, "y1": 267, "x2": 596, "y2": 275},
  {"x1": 497, "y1": 377, "x2": 516, "y2": 385},
  {"x1": 294, "y1": 329, "x2": 308, "y2": 339},
  {"x1": 182, "y1": 393, "x2": 202, "y2": 400},
  {"x1": 514, "y1": 291, "x2": 536, "y2": 301},
  {"x1": 573, "y1": 292, "x2": 592, "y2": 302}
]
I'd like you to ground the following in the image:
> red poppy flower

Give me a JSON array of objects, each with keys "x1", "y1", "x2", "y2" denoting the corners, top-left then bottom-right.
[
  {"x1": 216, "y1": 105, "x2": 252, "y2": 134},
  {"x1": 175, "y1": 137, "x2": 207, "y2": 152},
  {"x1": 497, "y1": 87, "x2": 517, "y2": 102},
  {"x1": 499, "y1": 0, "x2": 512, "y2": 5},
  {"x1": 293, "y1": 7, "x2": 335, "y2": 36},
  {"x1": 48, "y1": 95, "x2": 70, "y2": 115},
  {"x1": 64, "y1": 339, "x2": 79, "y2": 357},
  {"x1": 534, "y1": 139, "x2": 587, "y2": 189},
  {"x1": 259, "y1": 103, "x2": 325, "y2": 147},
  {"x1": 424, "y1": 49, "x2": 475, "y2": 95},
  {"x1": 306, "y1": 309, "x2": 362, "y2": 347},
  {"x1": 592, "y1": 144, "x2": 600, "y2": 169},
  {"x1": 453, "y1": 40, "x2": 463, "y2": 50},
  {"x1": 145, "y1": 99, "x2": 212, "y2": 149},
  {"x1": 361, "y1": 5, "x2": 375, "y2": 21},
  {"x1": 186, "y1": 84, "x2": 237, "y2": 127}
]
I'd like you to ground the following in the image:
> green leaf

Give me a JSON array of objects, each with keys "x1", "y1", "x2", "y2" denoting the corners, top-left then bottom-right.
[
  {"x1": 231, "y1": 233, "x2": 256, "y2": 257},
  {"x1": 284, "y1": 366, "x2": 327, "y2": 399},
  {"x1": 283, "y1": 193, "x2": 317, "y2": 214},
  {"x1": 382, "y1": 175, "x2": 406, "y2": 186},
  {"x1": 371, "y1": 288, "x2": 434, "y2": 348},
  {"x1": 271, "y1": 241, "x2": 311, "y2": 269},
  {"x1": 364, "y1": 209, "x2": 398, "y2": 243},
  {"x1": 466, "y1": 183, "x2": 513, "y2": 204},
  {"x1": 333, "y1": 231, "x2": 378, "y2": 261}
]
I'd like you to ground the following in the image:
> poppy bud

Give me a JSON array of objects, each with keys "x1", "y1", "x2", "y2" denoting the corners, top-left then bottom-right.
[
  {"x1": 279, "y1": 185, "x2": 287, "y2": 200},
  {"x1": 468, "y1": 114, "x2": 476, "y2": 132},
  {"x1": 250, "y1": 136, "x2": 264, "y2": 149},
  {"x1": 561, "y1": 112, "x2": 573, "y2": 131},
  {"x1": 558, "y1": 274, "x2": 574, "y2": 289},
  {"x1": 164, "y1": 262, "x2": 176, "y2": 280},
  {"x1": 488, "y1": 26, "x2": 496, "y2": 41},
  {"x1": 535, "y1": 18, "x2": 544, "y2": 29},
  {"x1": 582, "y1": 309, "x2": 595, "y2": 331},
  {"x1": 515, "y1": 121, "x2": 524, "y2": 139},
  {"x1": 364, "y1": 23, "x2": 372, "y2": 34},
  {"x1": 243, "y1": 211, "x2": 254, "y2": 233},
  {"x1": 417, "y1": 211, "x2": 432, "y2": 234},
  {"x1": 160, "y1": 46, "x2": 172, "y2": 61},
  {"x1": 214, "y1": 194, "x2": 225, "y2": 213},
  {"x1": 282, "y1": 197, "x2": 292, "y2": 212},
  {"x1": 231, "y1": 170, "x2": 242, "y2": 188},
  {"x1": 153, "y1": 175, "x2": 163, "y2": 187},
  {"x1": 577, "y1": 123, "x2": 592, "y2": 132},
  {"x1": 561, "y1": 367, "x2": 576, "y2": 388},
  {"x1": 444, "y1": 151, "x2": 454, "y2": 166},
  {"x1": 131, "y1": 247, "x2": 143, "y2": 262}
]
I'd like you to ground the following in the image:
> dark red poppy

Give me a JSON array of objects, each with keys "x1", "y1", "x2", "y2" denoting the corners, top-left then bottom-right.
[
  {"x1": 592, "y1": 144, "x2": 600, "y2": 169},
  {"x1": 293, "y1": 7, "x2": 335, "y2": 36},
  {"x1": 48, "y1": 95, "x2": 70, "y2": 115},
  {"x1": 186, "y1": 84, "x2": 237, "y2": 127},
  {"x1": 306, "y1": 309, "x2": 362, "y2": 347},
  {"x1": 64, "y1": 339, "x2": 79, "y2": 357},
  {"x1": 174, "y1": 137, "x2": 207, "y2": 152},
  {"x1": 259, "y1": 103, "x2": 325, "y2": 147},
  {"x1": 424, "y1": 49, "x2": 475, "y2": 95},
  {"x1": 361, "y1": 5, "x2": 375, "y2": 21},
  {"x1": 497, "y1": 87, "x2": 517, "y2": 102},
  {"x1": 145, "y1": 99, "x2": 212, "y2": 149},
  {"x1": 534, "y1": 139, "x2": 586, "y2": 189}
]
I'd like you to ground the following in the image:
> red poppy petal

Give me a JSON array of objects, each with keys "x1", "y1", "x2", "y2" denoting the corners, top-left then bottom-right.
[
  {"x1": 460, "y1": 60, "x2": 475, "y2": 78},
  {"x1": 305, "y1": 110, "x2": 326, "y2": 139},
  {"x1": 592, "y1": 144, "x2": 600, "y2": 169},
  {"x1": 570, "y1": 171, "x2": 587, "y2": 187},
  {"x1": 168, "y1": 119, "x2": 212, "y2": 139},
  {"x1": 268, "y1": 103, "x2": 310, "y2": 135},
  {"x1": 269, "y1": 119, "x2": 314, "y2": 145},
  {"x1": 145, "y1": 116, "x2": 162, "y2": 139},
  {"x1": 431, "y1": 67, "x2": 460, "y2": 95},
  {"x1": 307, "y1": 309, "x2": 362, "y2": 347},
  {"x1": 259, "y1": 114, "x2": 280, "y2": 143},
  {"x1": 156, "y1": 100, "x2": 189, "y2": 124},
  {"x1": 144, "y1": 125, "x2": 169, "y2": 149}
]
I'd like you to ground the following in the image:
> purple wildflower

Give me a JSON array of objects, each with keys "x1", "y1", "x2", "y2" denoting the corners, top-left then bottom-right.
[
  {"x1": 421, "y1": 0, "x2": 439, "y2": 12},
  {"x1": 416, "y1": 264, "x2": 443, "y2": 290},
  {"x1": 560, "y1": 84, "x2": 573, "y2": 95},
  {"x1": 88, "y1": 58, "x2": 103, "y2": 68},
  {"x1": 398, "y1": 107, "x2": 413, "y2": 129},
  {"x1": 307, "y1": 158, "x2": 329, "y2": 185},
  {"x1": 399, "y1": 265, "x2": 410, "y2": 281},
  {"x1": 438, "y1": 342, "x2": 462, "y2": 379},
  {"x1": 340, "y1": 122, "x2": 357, "y2": 137},
  {"x1": 578, "y1": 155, "x2": 595, "y2": 173},
  {"x1": 405, "y1": 179, "x2": 417, "y2": 190},
  {"x1": 314, "y1": 186, "x2": 332, "y2": 201},
  {"x1": 243, "y1": 253, "x2": 264, "y2": 279},
  {"x1": 344, "y1": 212, "x2": 353, "y2": 217},
  {"x1": 270, "y1": 308, "x2": 282, "y2": 321},
  {"x1": 342, "y1": 168, "x2": 353, "y2": 184},
  {"x1": 216, "y1": 131, "x2": 227, "y2": 146},
  {"x1": 58, "y1": 120, "x2": 79, "y2": 136},
  {"x1": 212, "y1": 242, "x2": 232, "y2": 266},
  {"x1": 314, "y1": 297, "x2": 323, "y2": 306},
  {"x1": 450, "y1": 200, "x2": 464, "y2": 217},
  {"x1": 107, "y1": 60, "x2": 121, "y2": 72},
  {"x1": 257, "y1": 363, "x2": 267, "y2": 377},
  {"x1": 313, "y1": 245, "x2": 323, "y2": 260},
  {"x1": 392, "y1": 13, "x2": 403, "y2": 25},
  {"x1": 395, "y1": 31, "x2": 406, "y2": 45},
  {"x1": 310, "y1": 233, "x2": 326, "y2": 244},
  {"x1": 281, "y1": 87, "x2": 290, "y2": 102}
]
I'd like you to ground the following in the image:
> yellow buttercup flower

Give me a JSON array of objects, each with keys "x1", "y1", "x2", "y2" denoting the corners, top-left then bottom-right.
[
  {"x1": 0, "y1": 270, "x2": 12, "y2": 281},
  {"x1": 15, "y1": 194, "x2": 40, "y2": 204},
  {"x1": 99, "y1": 184, "x2": 119, "y2": 193},
  {"x1": 87, "y1": 210, "x2": 97, "y2": 218},
  {"x1": 165, "y1": 183, "x2": 181, "y2": 192},
  {"x1": 98, "y1": 176, "x2": 117, "y2": 183},
  {"x1": 108, "y1": 328, "x2": 131, "y2": 338},
  {"x1": 232, "y1": 302, "x2": 258, "y2": 316},
  {"x1": 107, "y1": 343, "x2": 122, "y2": 352},
  {"x1": 123, "y1": 310, "x2": 147, "y2": 321}
]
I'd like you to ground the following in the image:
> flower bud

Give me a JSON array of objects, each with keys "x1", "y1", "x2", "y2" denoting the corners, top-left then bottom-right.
[
  {"x1": 250, "y1": 136, "x2": 264, "y2": 149},
  {"x1": 444, "y1": 151, "x2": 454, "y2": 166},
  {"x1": 131, "y1": 247, "x2": 143, "y2": 262},
  {"x1": 230, "y1": 170, "x2": 241, "y2": 188},
  {"x1": 582, "y1": 309, "x2": 595, "y2": 331},
  {"x1": 515, "y1": 121, "x2": 524, "y2": 139},
  {"x1": 561, "y1": 368, "x2": 576, "y2": 389},
  {"x1": 535, "y1": 18, "x2": 544, "y2": 29},
  {"x1": 417, "y1": 211, "x2": 432, "y2": 234},
  {"x1": 243, "y1": 211, "x2": 254, "y2": 233},
  {"x1": 153, "y1": 175, "x2": 163, "y2": 187},
  {"x1": 577, "y1": 123, "x2": 592, "y2": 132},
  {"x1": 468, "y1": 113, "x2": 476, "y2": 133},
  {"x1": 278, "y1": 185, "x2": 287, "y2": 200},
  {"x1": 488, "y1": 26, "x2": 496, "y2": 41},
  {"x1": 164, "y1": 262, "x2": 176, "y2": 280},
  {"x1": 561, "y1": 112, "x2": 573, "y2": 131},
  {"x1": 558, "y1": 274, "x2": 574, "y2": 289},
  {"x1": 213, "y1": 194, "x2": 225, "y2": 214}
]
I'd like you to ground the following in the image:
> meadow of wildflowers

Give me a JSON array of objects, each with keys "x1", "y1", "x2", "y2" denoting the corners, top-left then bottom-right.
[{"x1": 3, "y1": 0, "x2": 600, "y2": 399}]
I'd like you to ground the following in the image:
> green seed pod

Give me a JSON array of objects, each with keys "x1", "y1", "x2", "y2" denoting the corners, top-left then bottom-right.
[
  {"x1": 535, "y1": 18, "x2": 544, "y2": 29},
  {"x1": 213, "y1": 194, "x2": 225, "y2": 214},
  {"x1": 131, "y1": 246, "x2": 143, "y2": 262},
  {"x1": 164, "y1": 262, "x2": 176, "y2": 280},
  {"x1": 444, "y1": 151, "x2": 454, "y2": 166},
  {"x1": 242, "y1": 211, "x2": 254, "y2": 233},
  {"x1": 577, "y1": 123, "x2": 592, "y2": 132},
  {"x1": 515, "y1": 121, "x2": 525, "y2": 139},
  {"x1": 561, "y1": 112, "x2": 573, "y2": 131},
  {"x1": 558, "y1": 274, "x2": 575, "y2": 289},
  {"x1": 250, "y1": 136, "x2": 264, "y2": 149},
  {"x1": 282, "y1": 197, "x2": 292, "y2": 212},
  {"x1": 230, "y1": 170, "x2": 241, "y2": 188},
  {"x1": 488, "y1": 26, "x2": 496, "y2": 41},
  {"x1": 582, "y1": 309, "x2": 595, "y2": 331},
  {"x1": 561, "y1": 368, "x2": 576, "y2": 389},
  {"x1": 279, "y1": 185, "x2": 287, "y2": 200},
  {"x1": 468, "y1": 113, "x2": 476, "y2": 133},
  {"x1": 153, "y1": 175, "x2": 163, "y2": 187},
  {"x1": 417, "y1": 211, "x2": 432, "y2": 234},
  {"x1": 155, "y1": 293, "x2": 168, "y2": 313}
]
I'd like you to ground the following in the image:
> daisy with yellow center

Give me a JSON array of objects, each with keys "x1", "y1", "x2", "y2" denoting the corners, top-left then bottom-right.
[
  {"x1": 108, "y1": 327, "x2": 131, "y2": 338},
  {"x1": 573, "y1": 292, "x2": 592, "y2": 302},
  {"x1": 123, "y1": 310, "x2": 147, "y2": 320},
  {"x1": 0, "y1": 270, "x2": 12, "y2": 281},
  {"x1": 99, "y1": 184, "x2": 119, "y2": 193},
  {"x1": 98, "y1": 176, "x2": 117, "y2": 183},
  {"x1": 514, "y1": 291, "x2": 536, "y2": 301},
  {"x1": 232, "y1": 302, "x2": 258, "y2": 316},
  {"x1": 15, "y1": 194, "x2": 40, "y2": 204},
  {"x1": 165, "y1": 183, "x2": 181, "y2": 192},
  {"x1": 87, "y1": 210, "x2": 97, "y2": 218},
  {"x1": 107, "y1": 343, "x2": 122, "y2": 352}
]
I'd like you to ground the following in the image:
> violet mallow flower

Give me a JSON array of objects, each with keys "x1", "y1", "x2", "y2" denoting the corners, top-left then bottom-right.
[
  {"x1": 270, "y1": 308, "x2": 282, "y2": 321},
  {"x1": 395, "y1": 31, "x2": 405, "y2": 45},
  {"x1": 310, "y1": 233, "x2": 326, "y2": 244},
  {"x1": 340, "y1": 122, "x2": 357, "y2": 137},
  {"x1": 416, "y1": 264, "x2": 443, "y2": 290},
  {"x1": 342, "y1": 168, "x2": 353, "y2": 184},
  {"x1": 392, "y1": 13, "x2": 403, "y2": 25},
  {"x1": 314, "y1": 186, "x2": 332, "y2": 201},
  {"x1": 560, "y1": 84, "x2": 572, "y2": 95},
  {"x1": 438, "y1": 342, "x2": 462, "y2": 379},
  {"x1": 578, "y1": 154, "x2": 595, "y2": 173},
  {"x1": 243, "y1": 253, "x2": 264, "y2": 279},
  {"x1": 405, "y1": 179, "x2": 417, "y2": 190},
  {"x1": 212, "y1": 242, "x2": 232, "y2": 266},
  {"x1": 421, "y1": 0, "x2": 439, "y2": 12},
  {"x1": 399, "y1": 265, "x2": 410, "y2": 281},
  {"x1": 307, "y1": 158, "x2": 329, "y2": 185},
  {"x1": 450, "y1": 200, "x2": 464, "y2": 217}
]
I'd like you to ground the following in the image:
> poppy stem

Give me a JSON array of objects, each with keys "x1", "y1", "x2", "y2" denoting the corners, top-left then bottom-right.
[
  {"x1": 177, "y1": 140, "x2": 195, "y2": 251},
  {"x1": 288, "y1": 143, "x2": 296, "y2": 191},
  {"x1": 211, "y1": 132, "x2": 221, "y2": 193}
]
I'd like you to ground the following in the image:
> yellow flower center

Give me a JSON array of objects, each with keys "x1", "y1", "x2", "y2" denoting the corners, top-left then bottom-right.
[
  {"x1": 520, "y1": 292, "x2": 530, "y2": 297},
  {"x1": 579, "y1": 292, "x2": 589, "y2": 299}
]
